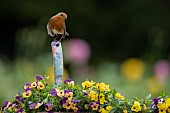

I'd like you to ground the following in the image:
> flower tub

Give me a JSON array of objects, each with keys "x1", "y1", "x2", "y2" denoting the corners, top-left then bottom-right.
[{"x1": 1, "y1": 75, "x2": 170, "y2": 113}]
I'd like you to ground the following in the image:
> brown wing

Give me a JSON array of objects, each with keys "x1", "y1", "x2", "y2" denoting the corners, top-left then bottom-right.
[
  {"x1": 63, "y1": 23, "x2": 69, "y2": 38},
  {"x1": 47, "y1": 22, "x2": 55, "y2": 37}
]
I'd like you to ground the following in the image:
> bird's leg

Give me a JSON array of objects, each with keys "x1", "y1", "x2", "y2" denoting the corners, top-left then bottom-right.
[
  {"x1": 59, "y1": 36, "x2": 65, "y2": 42},
  {"x1": 53, "y1": 34, "x2": 58, "y2": 42}
]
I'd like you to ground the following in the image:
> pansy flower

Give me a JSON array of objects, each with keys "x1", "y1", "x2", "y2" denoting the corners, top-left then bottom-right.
[
  {"x1": 83, "y1": 90, "x2": 88, "y2": 95},
  {"x1": 115, "y1": 92, "x2": 125, "y2": 100},
  {"x1": 56, "y1": 89, "x2": 64, "y2": 97},
  {"x1": 68, "y1": 81, "x2": 74, "y2": 87},
  {"x1": 82, "y1": 81, "x2": 95, "y2": 89},
  {"x1": 71, "y1": 100, "x2": 79, "y2": 107},
  {"x1": 90, "y1": 101, "x2": 100, "y2": 111},
  {"x1": 29, "y1": 102, "x2": 41, "y2": 109},
  {"x1": 64, "y1": 90, "x2": 73, "y2": 100},
  {"x1": 31, "y1": 82, "x2": 37, "y2": 88},
  {"x1": 96, "y1": 82, "x2": 110, "y2": 92},
  {"x1": 157, "y1": 103, "x2": 167, "y2": 113},
  {"x1": 62, "y1": 100, "x2": 72, "y2": 110},
  {"x1": 16, "y1": 108, "x2": 26, "y2": 113},
  {"x1": 50, "y1": 88, "x2": 58, "y2": 97},
  {"x1": 158, "y1": 98, "x2": 164, "y2": 104},
  {"x1": 84, "y1": 101, "x2": 89, "y2": 109},
  {"x1": 165, "y1": 98, "x2": 170, "y2": 112},
  {"x1": 131, "y1": 101, "x2": 141, "y2": 112},
  {"x1": 99, "y1": 108, "x2": 108, "y2": 113},
  {"x1": 151, "y1": 97, "x2": 161, "y2": 112},
  {"x1": 64, "y1": 79, "x2": 74, "y2": 86},
  {"x1": 37, "y1": 81, "x2": 45, "y2": 90},
  {"x1": 60, "y1": 97, "x2": 67, "y2": 106},
  {"x1": 1, "y1": 101, "x2": 9, "y2": 111},
  {"x1": 12, "y1": 104, "x2": 20, "y2": 112},
  {"x1": 106, "y1": 105, "x2": 112, "y2": 112},
  {"x1": 36, "y1": 75, "x2": 43, "y2": 81},
  {"x1": 71, "y1": 106, "x2": 79, "y2": 112},
  {"x1": 22, "y1": 88, "x2": 32, "y2": 98},
  {"x1": 142, "y1": 104, "x2": 147, "y2": 111},
  {"x1": 123, "y1": 108, "x2": 128, "y2": 113},
  {"x1": 45, "y1": 103, "x2": 54, "y2": 111},
  {"x1": 89, "y1": 90, "x2": 98, "y2": 101},
  {"x1": 24, "y1": 83, "x2": 31, "y2": 89},
  {"x1": 99, "y1": 93, "x2": 107, "y2": 104},
  {"x1": 64, "y1": 79, "x2": 72, "y2": 84},
  {"x1": 7, "y1": 103, "x2": 13, "y2": 112}
]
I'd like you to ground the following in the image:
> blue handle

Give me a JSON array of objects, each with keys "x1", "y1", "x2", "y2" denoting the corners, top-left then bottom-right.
[{"x1": 51, "y1": 41, "x2": 63, "y2": 85}]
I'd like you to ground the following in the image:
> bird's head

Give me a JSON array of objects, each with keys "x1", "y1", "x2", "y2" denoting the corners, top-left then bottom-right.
[{"x1": 57, "y1": 12, "x2": 67, "y2": 19}]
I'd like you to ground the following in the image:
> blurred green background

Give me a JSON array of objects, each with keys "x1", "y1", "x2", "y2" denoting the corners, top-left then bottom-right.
[{"x1": 1, "y1": 0, "x2": 170, "y2": 107}]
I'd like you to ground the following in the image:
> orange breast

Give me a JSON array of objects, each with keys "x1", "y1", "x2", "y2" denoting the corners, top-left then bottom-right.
[{"x1": 49, "y1": 16, "x2": 65, "y2": 32}]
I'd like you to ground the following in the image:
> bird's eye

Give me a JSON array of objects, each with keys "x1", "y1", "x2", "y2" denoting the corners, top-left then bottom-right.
[{"x1": 60, "y1": 14, "x2": 63, "y2": 16}]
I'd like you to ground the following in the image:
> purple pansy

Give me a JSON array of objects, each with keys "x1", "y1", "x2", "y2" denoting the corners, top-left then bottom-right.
[
  {"x1": 25, "y1": 88, "x2": 32, "y2": 92},
  {"x1": 29, "y1": 102, "x2": 41, "y2": 109},
  {"x1": 29, "y1": 103, "x2": 37, "y2": 109},
  {"x1": 151, "y1": 98, "x2": 163, "y2": 109},
  {"x1": 2, "y1": 101, "x2": 8, "y2": 110},
  {"x1": 15, "y1": 95, "x2": 24, "y2": 104},
  {"x1": 64, "y1": 90, "x2": 72, "y2": 94},
  {"x1": 77, "y1": 106, "x2": 81, "y2": 112},
  {"x1": 36, "y1": 75, "x2": 44, "y2": 81},
  {"x1": 64, "y1": 79, "x2": 72, "y2": 84},
  {"x1": 83, "y1": 91, "x2": 88, "y2": 95},
  {"x1": 90, "y1": 101, "x2": 100, "y2": 107},
  {"x1": 150, "y1": 98, "x2": 163, "y2": 113},
  {"x1": 60, "y1": 98, "x2": 67, "y2": 105},
  {"x1": 24, "y1": 83, "x2": 31, "y2": 89},
  {"x1": 45, "y1": 103, "x2": 54, "y2": 111},
  {"x1": 50, "y1": 88, "x2": 58, "y2": 97},
  {"x1": 71, "y1": 100, "x2": 79, "y2": 105},
  {"x1": 17, "y1": 108, "x2": 23, "y2": 113}
]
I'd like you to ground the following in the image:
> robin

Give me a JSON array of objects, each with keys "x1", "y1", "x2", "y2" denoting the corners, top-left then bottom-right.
[{"x1": 47, "y1": 12, "x2": 69, "y2": 41}]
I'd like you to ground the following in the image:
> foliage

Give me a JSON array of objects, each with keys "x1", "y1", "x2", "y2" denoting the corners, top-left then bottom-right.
[{"x1": 1, "y1": 75, "x2": 170, "y2": 113}]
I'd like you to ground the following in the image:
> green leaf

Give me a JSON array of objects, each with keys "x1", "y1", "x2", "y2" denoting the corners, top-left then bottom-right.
[
  {"x1": 145, "y1": 94, "x2": 151, "y2": 99},
  {"x1": 160, "y1": 90, "x2": 166, "y2": 97}
]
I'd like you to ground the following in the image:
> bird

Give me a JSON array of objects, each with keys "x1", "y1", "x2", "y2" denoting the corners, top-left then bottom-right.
[{"x1": 47, "y1": 12, "x2": 69, "y2": 41}]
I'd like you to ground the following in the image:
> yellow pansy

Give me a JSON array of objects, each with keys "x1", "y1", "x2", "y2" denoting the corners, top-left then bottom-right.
[
  {"x1": 99, "y1": 108, "x2": 108, "y2": 113},
  {"x1": 84, "y1": 104, "x2": 88, "y2": 109},
  {"x1": 64, "y1": 92, "x2": 73, "y2": 100},
  {"x1": 157, "y1": 103, "x2": 167, "y2": 113},
  {"x1": 123, "y1": 108, "x2": 128, "y2": 113},
  {"x1": 56, "y1": 89, "x2": 64, "y2": 97},
  {"x1": 63, "y1": 101, "x2": 72, "y2": 110},
  {"x1": 68, "y1": 81, "x2": 74, "y2": 87},
  {"x1": 71, "y1": 107, "x2": 79, "y2": 112},
  {"x1": 24, "y1": 83, "x2": 31, "y2": 89},
  {"x1": 89, "y1": 90, "x2": 98, "y2": 101},
  {"x1": 31, "y1": 82, "x2": 37, "y2": 88},
  {"x1": 82, "y1": 81, "x2": 95, "y2": 89},
  {"x1": 165, "y1": 98, "x2": 170, "y2": 112},
  {"x1": 13, "y1": 104, "x2": 19, "y2": 112},
  {"x1": 96, "y1": 82, "x2": 110, "y2": 92},
  {"x1": 37, "y1": 82, "x2": 45, "y2": 90},
  {"x1": 131, "y1": 101, "x2": 141, "y2": 112},
  {"x1": 35, "y1": 103, "x2": 41, "y2": 109},
  {"x1": 115, "y1": 92, "x2": 125, "y2": 100},
  {"x1": 22, "y1": 90, "x2": 32, "y2": 98},
  {"x1": 91, "y1": 102, "x2": 99, "y2": 111},
  {"x1": 106, "y1": 106, "x2": 112, "y2": 112},
  {"x1": 99, "y1": 93, "x2": 107, "y2": 104}
]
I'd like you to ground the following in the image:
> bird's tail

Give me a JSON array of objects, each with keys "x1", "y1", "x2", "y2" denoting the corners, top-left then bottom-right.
[{"x1": 65, "y1": 31, "x2": 69, "y2": 36}]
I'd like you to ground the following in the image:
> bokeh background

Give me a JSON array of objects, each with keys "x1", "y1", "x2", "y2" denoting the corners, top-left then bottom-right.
[{"x1": 1, "y1": 0, "x2": 170, "y2": 106}]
